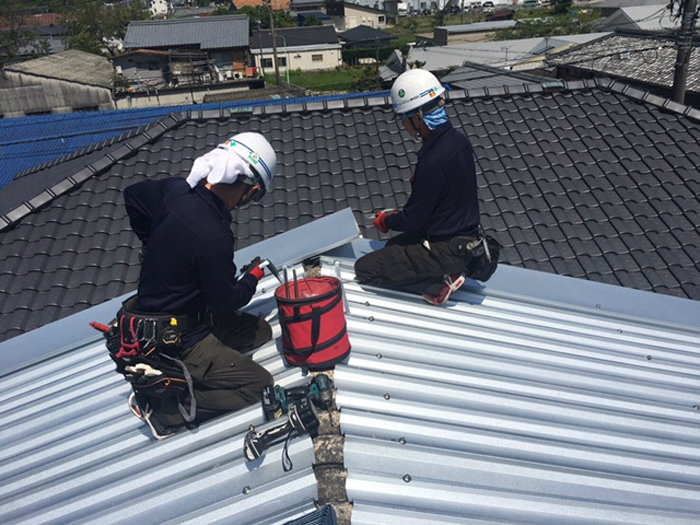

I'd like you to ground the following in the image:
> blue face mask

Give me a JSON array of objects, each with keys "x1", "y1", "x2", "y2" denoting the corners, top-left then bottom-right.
[{"x1": 422, "y1": 105, "x2": 448, "y2": 130}]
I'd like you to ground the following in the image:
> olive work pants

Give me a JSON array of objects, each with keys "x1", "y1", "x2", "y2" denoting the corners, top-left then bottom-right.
[
  {"x1": 152, "y1": 311, "x2": 274, "y2": 428},
  {"x1": 354, "y1": 232, "x2": 473, "y2": 295}
]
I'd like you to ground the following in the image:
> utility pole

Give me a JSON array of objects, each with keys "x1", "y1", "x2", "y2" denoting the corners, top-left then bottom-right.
[
  {"x1": 672, "y1": 0, "x2": 698, "y2": 103},
  {"x1": 268, "y1": 0, "x2": 281, "y2": 86}
]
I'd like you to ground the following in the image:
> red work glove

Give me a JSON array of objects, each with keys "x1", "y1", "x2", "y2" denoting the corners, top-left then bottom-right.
[
  {"x1": 373, "y1": 210, "x2": 391, "y2": 234},
  {"x1": 242, "y1": 256, "x2": 265, "y2": 280}
]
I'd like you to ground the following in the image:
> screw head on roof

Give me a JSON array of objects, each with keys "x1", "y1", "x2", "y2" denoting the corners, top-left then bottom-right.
[
  {"x1": 596, "y1": 304, "x2": 601, "y2": 308},
  {"x1": 242, "y1": 486, "x2": 251, "y2": 494},
  {"x1": 646, "y1": 355, "x2": 652, "y2": 361},
  {"x1": 365, "y1": 301, "x2": 371, "y2": 307},
  {"x1": 376, "y1": 352, "x2": 383, "y2": 359},
  {"x1": 384, "y1": 393, "x2": 391, "y2": 400},
  {"x1": 261, "y1": 288, "x2": 266, "y2": 293},
  {"x1": 368, "y1": 316, "x2": 375, "y2": 322},
  {"x1": 398, "y1": 437, "x2": 407, "y2": 445},
  {"x1": 617, "y1": 329, "x2": 623, "y2": 334},
  {"x1": 693, "y1": 405, "x2": 700, "y2": 411},
  {"x1": 403, "y1": 474, "x2": 412, "y2": 483}
]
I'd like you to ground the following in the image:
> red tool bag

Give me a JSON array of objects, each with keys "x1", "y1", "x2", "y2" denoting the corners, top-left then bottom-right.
[{"x1": 275, "y1": 276, "x2": 351, "y2": 370}]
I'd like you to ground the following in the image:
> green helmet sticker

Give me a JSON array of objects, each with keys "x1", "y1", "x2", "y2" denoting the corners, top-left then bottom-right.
[{"x1": 398, "y1": 89, "x2": 405, "y2": 98}]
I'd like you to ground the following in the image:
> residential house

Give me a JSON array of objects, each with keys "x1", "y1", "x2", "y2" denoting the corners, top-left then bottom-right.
[
  {"x1": 433, "y1": 20, "x2": 516, "y2": 46},
  {"x1": 0, "y1": 50, "x2": 115, "y2": 118},
  {"x1": 338, "y1": 25, "x2": 397, "y2": 49},
  {"x1": 122, "y1": 15, "x2": 252, "y2": 86},
  {"x1": 326, "y1": 1, "x2": 388, "y2": 31},
  {"x1": 290, "y1": 0, "x2": 327, "y2": 11},
  {"x1": 250, "y1": 26, "x2": 342, "y2": 75},
  {"x1": 547, "y1": 32, "x2": 700, "y2": 107},
  {"x1": 0, "y1": 12, "x2": 67, "y2": 56},
  {"x1": 111, "y1": 49, "x2": 170, "y2": 90},
  {"x1": 1, "y1": 80, "x2": 700, "y2": 523}
]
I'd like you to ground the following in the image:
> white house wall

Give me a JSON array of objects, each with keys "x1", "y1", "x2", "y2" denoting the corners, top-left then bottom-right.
[{"x1": 255, "y1": 47, "x2": 342, "y2": 73}]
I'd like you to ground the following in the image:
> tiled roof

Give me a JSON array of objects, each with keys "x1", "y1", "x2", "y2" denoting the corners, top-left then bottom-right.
[
  {"x1": 337, "y1": 25, "x2": 397, "y2": 44},
  {"x1": 251, "y1": 26, "x2": 339, "y2": 49},
  {"x1": 442, "y1": 61, "x2": 545, "y2": 90},
  {"x1": 124, "y1": 15, "x2": 249, "y2": 50},
  {"x1": 548, "y1": 33, "x2": 700, "y2": 95},
  {"x1": 4, "y1": 49, "x2": 114, "y2": 88},
  {"x1": 1, "y1": 80, "x2": 700, "y2": 344},
  {"x1": 594, "y1": 5, "x2": 678, "y2": 32}
]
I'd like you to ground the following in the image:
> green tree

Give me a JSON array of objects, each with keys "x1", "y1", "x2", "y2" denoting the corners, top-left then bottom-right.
[
  {"x1": 0, "y1": 1, "x2": 42, "y2": 61},
  {"x1": 304, "y1": 15, "x2": 323, "y2": 26},
  {"x1": 433, "y1": 10, "x2": 445, "y2": 27},
  {"x1": 234, "y1": 6, "x2": 295, "y2": 29},
  {"x1": 551, "y1": 0, "x2": 573, "y2": 15},
  {"x1": 61, "y1": 0, "x2": 149, "y2": 56}
]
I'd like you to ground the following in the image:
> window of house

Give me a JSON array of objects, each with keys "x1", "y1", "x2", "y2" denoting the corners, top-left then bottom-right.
[
  {"x1": 312, "y1": 54, "x2": 323, "y2": 61},
  {"x1": 379, "y1": 16, "x2": 385, "y2": 22},
  {"x1": 262, "y1": 58, "x2": 273, "y2": 69},
  {"x1": 277, "y1": 57, "x2": 287, "y2": 67}
]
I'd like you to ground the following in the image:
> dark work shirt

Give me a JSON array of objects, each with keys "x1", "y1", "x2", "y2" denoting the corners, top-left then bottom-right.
[
  {"x1": 124, "y1": 178, "x2": 258, "y2": 347},
  {"x1": 385, "y1": 121, "x2": 480, "y2": 239}
]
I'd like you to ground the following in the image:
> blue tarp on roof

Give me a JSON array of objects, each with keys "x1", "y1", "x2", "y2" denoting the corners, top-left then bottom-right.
[{"x1": 0, "y1": 90, "x2": 388, "y2": 190}]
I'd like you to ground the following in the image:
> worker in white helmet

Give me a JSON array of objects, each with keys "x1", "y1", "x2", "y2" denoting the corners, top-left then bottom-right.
[
  {"x1": 355, "y1": 69, "x2": 484, "y2": 305},
  {"x1": 120, "y1": 132, "x2": 278, "y2": 439}
]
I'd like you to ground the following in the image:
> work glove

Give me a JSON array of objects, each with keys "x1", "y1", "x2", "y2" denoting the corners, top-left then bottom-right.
[
  {"x1": 373, "y1": 209, "x2": 395, "y2": 234},
  {"x1": 240, "y1": 256, "x2": 265, "y2": 280}
]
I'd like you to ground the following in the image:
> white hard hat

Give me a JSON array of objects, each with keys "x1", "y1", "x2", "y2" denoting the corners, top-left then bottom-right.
[
  {"x1": 220, "y1": 132, "x2": 277, "y2": 191},
  {"x1": 391, "y1": 69, "x2": 446, "y2": 115}
]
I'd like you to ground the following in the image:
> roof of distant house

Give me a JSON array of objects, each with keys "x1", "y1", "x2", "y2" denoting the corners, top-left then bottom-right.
[
  {"x1": 3, "y1": 49, "x2": 114, "y2": 88},
  {"x1": 409, "y1": 33, "x2": 610, "y2": 71},
  {"x1": 251, "y1": 25, "x2": 339, "y2": 49},
  {"x1": 124, "y1": 15, "x2": 249, "y2": 50},
  {"x1": 338, "y1": 25, "x2": 397, "y2": 44},
  {"x1": 441, "y1": 61, "x2": 546, "y2": 90},
  {"x1": 548, "y1": 33, "x2": 700, "y2": 94}
]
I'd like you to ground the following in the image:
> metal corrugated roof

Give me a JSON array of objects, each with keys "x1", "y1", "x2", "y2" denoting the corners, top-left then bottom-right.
[
  {"x1": 325, "y1": 241, "x2": 700, "y2": 523},
  {"x1": 0, "y1": 211, "x2": 362, "y2": 524},
  {"x1": 124, "y1": 15, "x2": 250, "y2": 50}
]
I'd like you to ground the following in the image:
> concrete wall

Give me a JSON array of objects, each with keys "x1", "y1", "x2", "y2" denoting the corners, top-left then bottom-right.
[{"x1": 113, "y1": 82, "x2": 254, "y2": 109}]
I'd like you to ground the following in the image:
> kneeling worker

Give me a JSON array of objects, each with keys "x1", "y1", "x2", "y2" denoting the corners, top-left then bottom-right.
[
  {"x1": 122, "y1": 133, "x2": 277, "y2": 439},
  {"x1": 355, "y1": 69, "x2": 482, "y2": 305}
]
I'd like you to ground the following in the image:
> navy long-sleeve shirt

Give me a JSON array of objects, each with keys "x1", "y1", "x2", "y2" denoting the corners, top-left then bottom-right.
[
  {"x1": 124, "y1": 178, "x2": 258, "y2": 347},
  {"x1": 385, "y1": 121, "x2": 480, "y2": 239}
]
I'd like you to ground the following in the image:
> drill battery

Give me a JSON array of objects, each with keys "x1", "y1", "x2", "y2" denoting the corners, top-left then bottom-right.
[{"x1": 261, "y1": 373, "x2": 333, "y2": 421}]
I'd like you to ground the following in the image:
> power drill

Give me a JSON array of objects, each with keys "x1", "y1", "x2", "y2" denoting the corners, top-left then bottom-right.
[{"x1": 261, "y1": 373, "x2": 333, "y2": 421}]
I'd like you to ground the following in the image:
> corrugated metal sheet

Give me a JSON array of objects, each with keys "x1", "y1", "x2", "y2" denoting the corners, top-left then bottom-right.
[
  {"x1": 0, "y1": 211, "x2": 363, "y2": 524},
  {"x1": 0, "y1": 292, "x2": 317, "y2": 524},
  {"x1": 124, "y1": 16, "x2": 250, "y2": 50},
  {"x1": 325, "y1": 248, "x2": 700, "y2": 524}
]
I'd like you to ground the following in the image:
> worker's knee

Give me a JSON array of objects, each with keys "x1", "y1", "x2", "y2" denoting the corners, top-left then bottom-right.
[{"x1": 354, "y1": 253, "x2": 377, "y2": 284}]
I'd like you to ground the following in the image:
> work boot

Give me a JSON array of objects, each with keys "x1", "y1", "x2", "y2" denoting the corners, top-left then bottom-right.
[{"x1": 422, "y1": 272, "x2": 466, "y2": 306}]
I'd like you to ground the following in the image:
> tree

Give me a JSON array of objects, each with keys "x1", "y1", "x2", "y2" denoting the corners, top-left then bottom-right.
[
  {"x1": 234, "y1": 6, "x2": 295, "y2": 29},
  {"x1": 0, "y1": 1, "x2": 43, "y2": 61},
  {"x1": 551, "y1": 0, "x2": 573, "y2": 15},
  {"x1": 303, "y1": 15, "x2": 323, "y2": 26},
  {"x1": 61, "y1": 0, "x2": 149, "y2": 56}
]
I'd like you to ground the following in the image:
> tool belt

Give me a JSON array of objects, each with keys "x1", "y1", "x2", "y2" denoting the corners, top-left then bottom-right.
[
  {"x1": 96, "y1": 295, "x2": 202, "y2": 423},
  {"x1": 450, "y1": 227, "x2": 501, "y2": 282}
]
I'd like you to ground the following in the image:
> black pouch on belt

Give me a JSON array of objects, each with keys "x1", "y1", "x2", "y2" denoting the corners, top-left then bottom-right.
[{"x1": 465, "y1": 234, "x2": 502, "y2": 282}]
